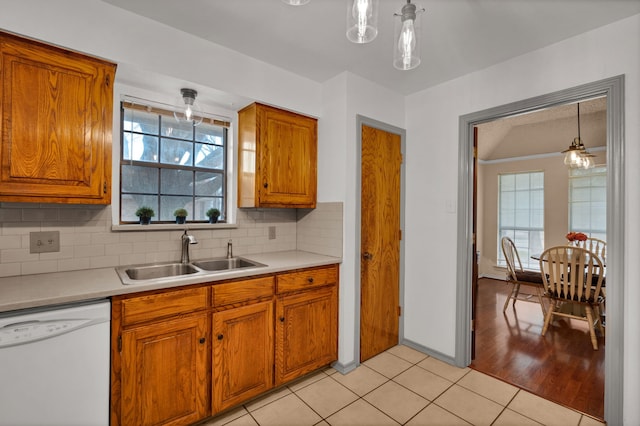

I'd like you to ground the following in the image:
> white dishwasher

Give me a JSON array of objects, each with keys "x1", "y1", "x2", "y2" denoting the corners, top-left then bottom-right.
[{"x1": 0, "y1": 299, "x2": 110, "y2": 426}]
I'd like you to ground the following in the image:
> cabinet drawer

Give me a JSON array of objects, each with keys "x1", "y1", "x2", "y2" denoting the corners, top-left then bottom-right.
[
  {"x1": 276, "y1": 265, "x2": 338, "y2": 294},
  {"x1": 121, "y1": 286, "x2": 208, "y2": 326},
  {"x1": 213, "y1": 276, "x2": 275, "y2": 306}
]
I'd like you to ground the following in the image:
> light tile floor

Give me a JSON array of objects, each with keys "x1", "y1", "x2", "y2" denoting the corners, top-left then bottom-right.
[{"x1": 200, "y1": 345, "x2": 606, "y2": 426}]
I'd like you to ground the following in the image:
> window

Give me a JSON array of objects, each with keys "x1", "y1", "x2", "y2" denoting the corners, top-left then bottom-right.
[
  {"x1": 497, "y1": 171, "x2": 544, "y2": 270},
  {"x1": 120, "y1": 101, "x2": 228, "y2": 223},
  {"x1": 569, "y1": 165, "x2": 606, "y2": 240}
]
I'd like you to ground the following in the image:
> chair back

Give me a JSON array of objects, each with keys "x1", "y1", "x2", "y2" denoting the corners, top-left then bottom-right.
[
  {"x1": 573, "y1": 237, "x2": 606, "y2": 263},
  {"x1": 539, "y1": 246, "x2": 605, "y2": 304},
  {"x1": 501, "y1": 237, "x2": 523, "y2": 280}
]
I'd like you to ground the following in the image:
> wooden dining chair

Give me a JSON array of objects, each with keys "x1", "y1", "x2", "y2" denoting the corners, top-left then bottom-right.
[
  {"x1": 501, "y1": 237, "x2": 546, "y2": 316},
  {"x1": 539, "y1": 245, "x2": 606, "y2": 350},
  {"x1": 572, "y1": 237, "x2": 606, "y2": 263}
]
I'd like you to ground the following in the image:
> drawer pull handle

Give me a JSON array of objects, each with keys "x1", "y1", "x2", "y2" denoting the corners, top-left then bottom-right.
[
  {"x1": 217, "y1": 334, "x2": 224, "y2": 340},
  {"x1": 307, "y1": 277, "x2": 314, "y2": 284},
  {"x1": 199, "y1": 337, "x2": 206, "y2": 344}
]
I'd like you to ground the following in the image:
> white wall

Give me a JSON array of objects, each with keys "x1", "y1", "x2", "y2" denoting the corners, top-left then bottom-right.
[
  {"x1": 321, "y1": 72, "x2": 405, "y2": 368},
  {"x1": 405, "y1": 14, "x2": 640, "y2": 424}
]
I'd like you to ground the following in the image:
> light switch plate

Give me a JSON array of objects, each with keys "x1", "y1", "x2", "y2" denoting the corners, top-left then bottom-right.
[
  {"x1": 268, "y1": 226, "x2": 276, "y2": 240},
  {"x1": 30, "y1": 231, "x2": 60, "y2": 253}
]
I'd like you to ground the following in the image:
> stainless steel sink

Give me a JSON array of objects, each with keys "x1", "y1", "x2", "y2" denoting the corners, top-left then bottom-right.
[
  {"x1": 115, "y1": 257, "x2": 266, "y2": 285},
  {"x1": 193, "y1": 257, "x2": 264, "y2": 271},
  {"x1": 123, "y1": 263, "x2": 199, "y2": 281}
]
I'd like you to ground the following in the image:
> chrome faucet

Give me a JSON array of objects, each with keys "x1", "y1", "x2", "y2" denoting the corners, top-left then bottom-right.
[
  {"x1": 181, "y1": 230, "x2": 198, "y2": 264},
  {"x1": 226, "y1": 239, "x2": 233, "y2": 259}
]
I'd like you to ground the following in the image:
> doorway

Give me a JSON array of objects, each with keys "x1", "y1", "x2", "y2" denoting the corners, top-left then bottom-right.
[
  {"x1": 357, "y1": 116, "x2": 405, "y2": 363},
  {"x1": 455, "y1": 76, "x2": 625, "y2": 423}
]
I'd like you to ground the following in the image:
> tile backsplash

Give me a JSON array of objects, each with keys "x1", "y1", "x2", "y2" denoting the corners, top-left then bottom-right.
[{"x1": 0, "y1": 202, "x2": 343, "y2": 278}]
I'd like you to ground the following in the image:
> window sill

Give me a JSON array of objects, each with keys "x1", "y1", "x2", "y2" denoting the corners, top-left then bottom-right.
[{"x1": 111, "y1": 223, "x2": 237, "y2": 232}]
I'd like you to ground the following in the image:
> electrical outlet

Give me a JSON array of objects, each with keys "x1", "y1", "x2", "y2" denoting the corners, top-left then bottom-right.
[
  {"x1": 268, "y1": 226, "x2": 276, "y2": 240},
  {"x1": 30, "y1": 231, "x2": 60, "y2": 253}
]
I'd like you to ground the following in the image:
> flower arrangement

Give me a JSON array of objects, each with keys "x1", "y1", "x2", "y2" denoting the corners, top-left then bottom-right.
[{"x1": 566, "y1": 231, "x2": 588, "y2": 242}]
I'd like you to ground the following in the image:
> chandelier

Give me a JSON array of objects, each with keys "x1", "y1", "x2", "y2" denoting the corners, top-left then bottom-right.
[{"x1": 562, "y1": 103, "x2": 594, "y2": 169}]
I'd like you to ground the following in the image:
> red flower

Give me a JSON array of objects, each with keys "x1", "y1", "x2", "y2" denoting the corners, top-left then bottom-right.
[{"x1": 566, "y1": 232, "x2": 588, "y2": 242}]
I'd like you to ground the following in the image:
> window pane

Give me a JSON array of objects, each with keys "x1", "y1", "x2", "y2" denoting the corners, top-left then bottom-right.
[
  {"x1": 196, "y1": 172, "x2": 223, "y2": 196},
  {"x1": 195, "y1": 197, "x2": 223, "y2": 221},
  {"x1": 161, "y1": 139, "x2": 193, "y2": 166},
  {"x1": 121, "y1": 165, "x2": 158, "y2": 193},
  {"x1": 121, "y1": 194, "x2": 158, "y2": 222},
  {"x1": 123, "y1": 133, "x2": 159, "y2": 162},
  {"x1": 196, "y1": 123, "x2": 224, "y2": 143},
  {"x1": 161, "y1": 169, "x2": 193, "y2": 196},
  {"x1": 569, "y1": 166, "x2": 607, "y2": 236},
  {"x1": 161, "y1": 117, "x2": 193, "y2": 140},
  {"x1": 195, "y1": 143, "x2": 224, "y2": 169},
  {"x1": 123, "y1": 110, "x2": 158, "y2": 134},
  {"x1": 160, "y1": 196, "x2": 193, "y2": 221}
]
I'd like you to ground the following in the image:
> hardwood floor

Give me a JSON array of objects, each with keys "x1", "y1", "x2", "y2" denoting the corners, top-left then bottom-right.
[{"x1": 470, "y1": 277, "x2": 605, "y2": 421}]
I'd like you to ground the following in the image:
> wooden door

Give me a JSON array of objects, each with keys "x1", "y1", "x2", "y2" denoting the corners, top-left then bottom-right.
[
  {"x1": 259, "y1": 105, "x2": 317, "y2": 207},
  {"x1": 212, "y1": 301, "x2": 274, "y2": 413},
  {"x1": 120, "y1": 314, "x2": 209, "y2": 426},
  {"x1": 275, "y1": 285, "x2": 338, "y2": 385},
  {"x1": 360, "y1": 123, "x2": 402, "y2": 362}
]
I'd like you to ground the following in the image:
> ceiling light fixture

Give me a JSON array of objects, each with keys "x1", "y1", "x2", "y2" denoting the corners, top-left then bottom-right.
[
  {"x1": 562, "y1": 103, "x2": 593, "y2": 169},
  {"x1": 393, "y1": 0, "x2": 424, "y2": 71},
  {"x1": 175, "y1": 88, "x2": 203, "y2": 126},
  {"x1": 282, "y1": 0, "x2": 310, "y2": 6},
  {"x1": 346, "y1": 0, "x2": 379, "y2": 44}
]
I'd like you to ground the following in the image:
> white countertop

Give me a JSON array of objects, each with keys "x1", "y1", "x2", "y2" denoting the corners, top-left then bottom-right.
[{"x1": 0, "y1": 251, "x2": 341, "y2": 313}]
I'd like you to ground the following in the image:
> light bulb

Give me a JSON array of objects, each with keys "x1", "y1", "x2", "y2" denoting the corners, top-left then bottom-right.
[
  {"x1": 393, "y1": 1, "x2": 422, "y2": 71},
  {"x1": 174, "y1": 88, "x2": 203, "y2": 126},
  {"x1": 346, "y1": 0, "x2": 378, "y2": 43},
  {"x1": 398, "y1": 19, "x2": 416, "y2": 69}
]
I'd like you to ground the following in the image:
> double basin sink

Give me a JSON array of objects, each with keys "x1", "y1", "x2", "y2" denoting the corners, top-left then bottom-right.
[{"x1": 116, "y1": 257, "x2": 266, "y2": 285}]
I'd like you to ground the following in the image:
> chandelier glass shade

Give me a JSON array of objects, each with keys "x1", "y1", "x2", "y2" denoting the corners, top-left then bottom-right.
[
  {"x1": 346, "y1": 0, "x2": 379, "y2": 44},
  {"x1": 174, "y1": 88, "x2": 203, "y2": 126},
  {"x1": 562, "y1": 103, "x2": 593, "y2": 169},
  {"x1": 393, "y1": 0, "x2": 424, "y2": 70}
]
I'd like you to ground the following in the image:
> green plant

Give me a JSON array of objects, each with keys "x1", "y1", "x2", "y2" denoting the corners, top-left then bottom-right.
[
  {"x1": 173, "y1": 208, "x2": 188, "y2": 217},
  {"x1": 135, "y1": 206, "x2": 155, "y2": 218},
  {"x1": 206, "y1": 208, "x2": 220, "y2": 218}
]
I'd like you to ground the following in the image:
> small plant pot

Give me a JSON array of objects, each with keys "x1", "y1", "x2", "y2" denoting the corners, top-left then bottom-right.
[
  {"x1": 139, "y1": 216, "x2": 152, "y2": 225},
  {"x1": 176, "y1": 216, "x2": 186, "y2": 224},
  {"x1": 209, "y1": 217, "x2": 219, "y2": 224}
]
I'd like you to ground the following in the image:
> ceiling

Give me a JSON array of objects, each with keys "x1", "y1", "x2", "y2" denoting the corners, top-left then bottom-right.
[{"x1": 101, "y1": 0, "x2": 640, "y2": 96}]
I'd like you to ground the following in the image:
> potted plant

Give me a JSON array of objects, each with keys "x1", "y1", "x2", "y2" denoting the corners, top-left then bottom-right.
[
  {"x1": 174, "y1": 208, "x2": 188, "y2": 224},
  {"x1": 206, "y1": 208, "x2": 221, "y2": 224},
  {"x1": 135, "y1": 206, "x2": 155, "y2": 225}
]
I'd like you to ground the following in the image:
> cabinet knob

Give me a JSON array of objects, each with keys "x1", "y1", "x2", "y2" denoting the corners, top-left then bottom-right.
[
  {"x1": 199, "y1": 337, "x2": 206, "y2": 344},
  {"x1": 263, "y1": 182, "x2": 269, "y2": 188},
  {"x1": 307, "y1": 277, "x2": 314, "y2": 284},
  {"x1": 363, "y1": 252, "x2": 373, "y2": 260},
  {"x1": 279, "y1": 317, "x2": 285, "y2": 322},
  {"x1": 217, "y1": 334, "x2": 224, "y2": 340}
]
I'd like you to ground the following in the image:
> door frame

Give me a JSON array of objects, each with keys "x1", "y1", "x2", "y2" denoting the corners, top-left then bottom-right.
[
  {"x1": 354, "y1": 114, "x2": 407, "y2": 364},
  {"x1": 455, "y1": 75, "x2": 625, "y2": 424}
]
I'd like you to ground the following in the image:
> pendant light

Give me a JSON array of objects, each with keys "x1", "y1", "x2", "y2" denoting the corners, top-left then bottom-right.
[
  {"x1": 346, "y1": 0, "x2": 379, "y2": 44},
  {"x1": 562, "y1": 103, "x2": 593, "y2": 169},
  {"x1": 174, "y1": 88, "x2": 203, "y2": 126},
  {"x1": 282, "y1": 0, "x2": 310, "y2": 5},
  {"x1": 393, "y1": 0, "x2": 424, "y2": 70}
]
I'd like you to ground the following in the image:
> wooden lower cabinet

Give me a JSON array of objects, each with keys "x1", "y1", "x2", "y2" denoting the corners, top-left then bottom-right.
[
  {"x1": 275, "y1": 284, "x2": 338, "y2": 385},
  {"x1": 120, "y1": 314, "x2": 209, "y2": 426},
  {"x1": 212, "y1": 301, "x2": 274, "y2": 413},
  {"x1": 111, "y1": 265, "x2": 338, "y2": 425}
]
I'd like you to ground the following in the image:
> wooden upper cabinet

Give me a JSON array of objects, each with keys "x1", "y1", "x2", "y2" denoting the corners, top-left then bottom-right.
[
  {"x1": 238, "y1": 102, "x2": 317, "y2": 208},
  {"x1": 0, "y1": 31, "x2": 116, "y2": 204}
]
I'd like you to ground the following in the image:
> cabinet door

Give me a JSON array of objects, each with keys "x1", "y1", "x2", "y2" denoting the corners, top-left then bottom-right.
[
  {"x1": 275, "y1": 285, "x2": 337, "y2": 385},
  {"x1": 121, "y1": 314, "x2": 209, "y2": 426},
  {"x1": 258, "y1": 106, "x2": 317, "y2": 208},
  {"x1": 0, "y1": 31, "x2": 115, "y2": 204},
  {"x1": 212, "y1": 301, "x2": 274, "y2": 413}
]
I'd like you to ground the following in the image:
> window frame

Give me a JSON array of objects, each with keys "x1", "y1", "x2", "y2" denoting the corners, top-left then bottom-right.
[
  {"x1": 118, "y1": 100, "x2": 231, "y2": 226},
  {"x1": 497, "y1": 170, "x2": 545, "y2": 270},
  {"x1": 568, "y1": 164, "x2": 607, "y2": 240}
]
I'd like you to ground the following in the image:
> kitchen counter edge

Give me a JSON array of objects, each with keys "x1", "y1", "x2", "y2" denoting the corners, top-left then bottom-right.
[{"x1": 0, "y1": 251, "x2": 342, "y2": 313}]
